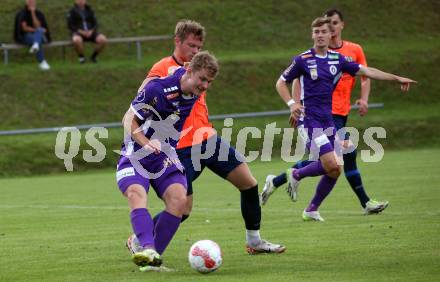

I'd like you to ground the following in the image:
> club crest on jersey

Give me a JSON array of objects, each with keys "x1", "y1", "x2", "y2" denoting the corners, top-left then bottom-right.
[
  {"x1": 135, "y1": 89, "x2": 146, "y2": 102},
  {"x1": 310, "y1": 68, "x2": 318, "y2": 80},
  {"x1": 329, "y1": 65, "x2": 337, "y2": 75}
]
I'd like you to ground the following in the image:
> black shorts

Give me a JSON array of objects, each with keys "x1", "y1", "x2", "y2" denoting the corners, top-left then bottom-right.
[
  {"x1": 177, "y1": 136, "x2": 244, "y2": 195},
  {"x1": 73, "y1": 31, "x2": 100, "y2": 43}
]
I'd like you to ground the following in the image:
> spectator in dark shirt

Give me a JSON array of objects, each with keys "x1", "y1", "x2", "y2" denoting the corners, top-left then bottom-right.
[
  {"x1": 14, "y1": 0, "x2": 51, "y2": 70},
  {"x1": 66, "y1": 0, "x2": 107, "y2": 63}
]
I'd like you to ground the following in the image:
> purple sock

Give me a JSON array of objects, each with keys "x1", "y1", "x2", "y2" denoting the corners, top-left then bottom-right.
[
  {"x1": 154, "y1": 210, "x2": 181, "y2": 255},
  {"x1": 293, "y1": 161, "x2": 326, "y2": 180},
  {"x1": 306, "y1": 175, "x2": 338, "y2": 212},
  {"x1": 130, "y1": 208, "x2": 155, "y2": 249}
]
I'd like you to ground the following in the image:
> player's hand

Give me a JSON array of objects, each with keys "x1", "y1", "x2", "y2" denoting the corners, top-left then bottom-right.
[
  {"x1": 355, "y1": 99, "x2": 368, "y2": 116},
  {"x1": 397, "y1": 77, "x2": 417, "y2": 92},
  {"x1": 144, "y1": 139, "x2": 161, "y2": 154},
  {"x1": 289, "y1": 103, "x2": 304, "y2": 127}
]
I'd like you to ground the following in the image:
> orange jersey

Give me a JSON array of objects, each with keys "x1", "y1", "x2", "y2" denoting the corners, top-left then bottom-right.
[
  {"x1": 147, "y1": 56, "x2": 215, "y2": 149},
  {"x1": 330, "y1": 41, "x2": 367, "y2": 116}
]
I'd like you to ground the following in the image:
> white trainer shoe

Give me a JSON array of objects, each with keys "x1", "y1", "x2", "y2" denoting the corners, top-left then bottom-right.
[
  {"x1": 246, "y1": 239, "x2": 286, "y2": 255},
  {"x1": 38, "y1": 60, "x2": 50, "y2": 71},
  {"x1": 364, "y1": 199, "x2": 389, "y2": 215},
  {"x1": 132, "y1": 248, "x2": 162, "y2": 267},
  {"x1": 260, "y1": 175, "x2": 277, "y2": 205},
  {"x1": 302, "y1": 210, "x2": 325, "y2": 222},
  {"x1": 29, "y1": 42, "x2": 39, "y2": 53},
  {"x1": 126, "y1": 234, "x2": 141, "y2": 254},
  {"x1": 286, "y1": 168, "x2": 300, "y2": 202}
]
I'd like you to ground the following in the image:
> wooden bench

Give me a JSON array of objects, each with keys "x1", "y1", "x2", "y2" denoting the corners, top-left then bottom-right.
[{"x1": 0, "y1": 35, "x2": 171, "y2": 65}]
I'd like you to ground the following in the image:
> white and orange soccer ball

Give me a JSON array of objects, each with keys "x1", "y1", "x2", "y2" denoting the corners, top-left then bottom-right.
[{"x1": 188, "y1": 240, "x2": 222, "y2": 273}]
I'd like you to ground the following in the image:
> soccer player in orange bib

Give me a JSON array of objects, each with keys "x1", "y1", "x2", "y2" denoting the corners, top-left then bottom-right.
[
  {"x1": 127, "y1": 20, "x2": 285, "y2": 254},
  {"x1": 262, "y1": 9, "x2": 390, "y2": 218}
]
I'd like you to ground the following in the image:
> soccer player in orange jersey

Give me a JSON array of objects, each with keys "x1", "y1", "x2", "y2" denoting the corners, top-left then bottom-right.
[
  {"x1": 127, "y1": 20, "x2": 285, "y2": 254},
  {"x1": 262, "y1": 9, "x2": 390, "y2": 218}
]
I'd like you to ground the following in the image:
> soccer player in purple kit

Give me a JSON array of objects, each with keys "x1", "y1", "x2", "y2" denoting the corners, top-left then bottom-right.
[
  {"x1": 116, "y1": 51, "x2": 219, "y2": 268},
  {"x1": 261, "y1": 17, "x2": 416, "y2": 221}
]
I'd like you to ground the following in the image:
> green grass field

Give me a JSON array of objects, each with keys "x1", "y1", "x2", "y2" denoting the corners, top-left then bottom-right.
[{"x1": 1, "y1": 149, "x2": 439, "y2": 281}]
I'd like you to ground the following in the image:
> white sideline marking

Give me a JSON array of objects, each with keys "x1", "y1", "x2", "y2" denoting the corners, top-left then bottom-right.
[{"x1": 0, "y1": 204, "x2": 438, "y2": 216}]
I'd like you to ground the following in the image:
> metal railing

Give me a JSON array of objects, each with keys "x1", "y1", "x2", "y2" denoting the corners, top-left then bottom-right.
[{"x1": 0, "y1": 103, "x2": 384, "y2": 136}]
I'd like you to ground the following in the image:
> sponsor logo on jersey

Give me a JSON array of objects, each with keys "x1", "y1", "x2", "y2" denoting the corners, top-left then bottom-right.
[
  {"x1": 163, "y1": 86, "x2": 179, "y2": 93},
  {"x1": 329, "y1": 65, "x2": 338, "y2": 75},
  {"x1": 328, "y1": 61, "x2": 339, "y2": 65},
  {"x1": 310, "y1": 68, "x2": 318, "y2": 80},
  {"x1": 283, "y1": 62, "x2": 295, "y2": 77},
  {"x1": 301, "y1": 54, "x2": 313, "y2": 59},
  {"x1": 345, "y1": 56, "x2": 354, "y2": 62},
  {"x1": 306, "y1": 59, "x2": 316, "y2": 65},
  {"x1": 328, "y1": 54, "x2": 339, "y2": 59},
  {"x1": 116, "y1": 167, "x2": 135, "y2": 181},
  {"x1": 307, "y1": 65, "x2": 317, "y2": 69}
]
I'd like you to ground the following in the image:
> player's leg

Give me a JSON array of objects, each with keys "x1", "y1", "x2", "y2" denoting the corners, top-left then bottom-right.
[
  {"x1": 153, "y1": 171, "x2": 187, "y2": 255},
  {"x1": 333, "y1": 114, "x2": 389, "y2": 214},
  {"x1": 208, "y1": 137, "x2": 285, "y2": 254},
  {"x1": 153, "y1": 146, "x2": 203, "y2": 225},
  {"x1": 261, "y1": 122, "x2": 312, "y2": 204},
  {"x1": 302, "y1": 150, "x2": 341, "y2": 221},
  {"x1": 117, "y1": 159, "x2": 161, "y2": 266}
]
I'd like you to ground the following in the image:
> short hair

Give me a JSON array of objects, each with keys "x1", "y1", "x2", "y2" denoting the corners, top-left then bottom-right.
[
  {"x1": 324, "y1": 8, "x2": 344, "y2": 21},
  {"x1": 311, "y1": 17, "x2": 331, "y2": 29},
  {"x1": 174, "y1": 19, "x2": 205, "y2": 42},
  {"x1": 189, "y1": 51, "x2": 219, "y2": 78}
]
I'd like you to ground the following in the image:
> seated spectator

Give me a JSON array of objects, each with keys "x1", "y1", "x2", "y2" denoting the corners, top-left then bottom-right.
[
  {"x1": 14, "y1": 0, "x2": 51, "y2": 70},
  {"x1": 66, "y1": 0, "x2": 107, "y2": 64}
]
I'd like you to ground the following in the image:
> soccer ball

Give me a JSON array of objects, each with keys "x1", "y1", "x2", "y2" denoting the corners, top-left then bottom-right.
[{"x1": 188, "y1": 240, "x2": 222, "y2": 273}]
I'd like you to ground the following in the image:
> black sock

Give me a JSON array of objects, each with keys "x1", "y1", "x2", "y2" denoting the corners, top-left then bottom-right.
[
  {"x1": 344, "y1": 149, "x2": 370, "y2": 207},
  {"x1": 240, "y1": 185, "x2": 261, "y2": 230},
  {"x1": 91, "y1": 50, "x2": 98, "y2": 60}
]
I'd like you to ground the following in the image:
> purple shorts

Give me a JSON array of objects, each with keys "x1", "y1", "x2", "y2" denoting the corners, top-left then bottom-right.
[
  {"x1": 116, "y1": 154, "x2": 187, "y2": 199},
  {"x1": 301, "y1": 117, "x2": 337, "y2": 158}
]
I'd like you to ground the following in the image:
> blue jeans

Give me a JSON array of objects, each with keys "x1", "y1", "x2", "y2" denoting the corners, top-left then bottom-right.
[{"x1": 23, "y1": 28, "x2": 46, "y2": 62}]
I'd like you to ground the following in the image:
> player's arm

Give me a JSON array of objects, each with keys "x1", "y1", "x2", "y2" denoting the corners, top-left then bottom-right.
[
  {"x1": 276, "y1": 77, "x2": 303, "y2": 127},
  {"x1": 292, "y1": 79, "x2": 301, "y2": 103},
  {"x1": 277, "y1": 57, "x2": 304, "y2": 127},
  {"x1": 356, "y1": 76, "x2": 370, "y2": 116},
  {"x1": 356, "y1": 66, "x2": 416, "y2": 91},
  {"x1": 122, "y1": 109, "x2": 161, "y2": 154},
  {"x1": 355, "y1": 46, "x2": 370, "y2": 116}
]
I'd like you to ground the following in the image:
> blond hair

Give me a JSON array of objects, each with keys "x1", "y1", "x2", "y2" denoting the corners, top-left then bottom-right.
[
  {"x1": 189, "y1": 51, "x2": 219, "y2": 77},
  {"x1": 311, "y1": 17, "x2": 331, "y2": 29},
  {"x1": 175, "y1": 19, "x2": 205, "y2": 42}
]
